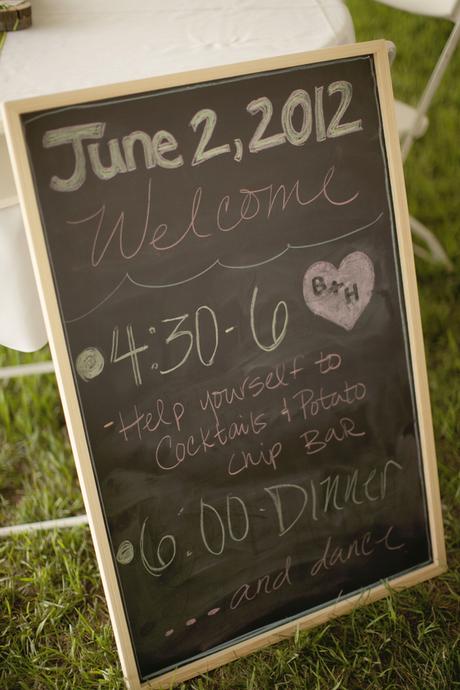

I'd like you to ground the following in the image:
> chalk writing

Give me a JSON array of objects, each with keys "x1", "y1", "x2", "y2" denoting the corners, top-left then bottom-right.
[
  {"x1": 311, "y1": 526, "x2": 405, "y2": 577},
  {"x1": 117, "y1": 399, "x2": 184, "y2": 442},
  {"x1": 265, "y1": 459, "x2": 403, "y2": 536},
  {"x1": 140, "y1": 519, "x2": 176, "y2": 577},
  {"x1": 230, "y1": 557, "x2": 292, "y2": 610},
  {"x1": 200, "y1": 495, "x2": 250, "y2": 556},
  {"x1": 154, "y1": 410, "x2": 267, "y2": 472},
  {"x1": 303, "y1": 252, "x2": 375, "y2": 330},
  {"x1": 44, "y1": 82, "x2": 363, "y2": 191},
  {"x1": 315, "y1": 351, "x2": 342, "y2": 374},
  {"x1": 200, "y1": 356, "x2": 300, "y2": 425},
  {"x1": 228, "y1": 441, "x2": 283, "y2": 476},
  {"x1": 286, "y1": 380, "x2": 367, "y2": 421},
  {"x1": 300, "y1": 416, "x2": 366, "y2": 455},
  {"x1": 62, "y1": 165, "x2": 361, "y2": 278}
]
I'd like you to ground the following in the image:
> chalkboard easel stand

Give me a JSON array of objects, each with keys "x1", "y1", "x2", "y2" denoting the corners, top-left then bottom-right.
[{"x1": 3, "y1": 40, "x2": 446, "y2": 689}]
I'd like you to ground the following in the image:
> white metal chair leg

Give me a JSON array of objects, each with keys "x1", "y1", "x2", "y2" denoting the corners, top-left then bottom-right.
[
  {"x1": 402, "y1": 15, "x2": 460, "y2": 162},
  {"x1": 402, "y1": 15, "x2": 460, "y2": 268},
  {"x1": 380, "y1": 4, "x2": 459, "y2": 268},
  {"x1": 0, "y1": 360, "x2": 54, "y2": 379},
  {"x1": 0, "y1": 360, "x2": 82, "y2": 538},
  {"x1": 410, "y1": 216, "x2": 453, "y2": 270},
  {"x1": 0, "y1": 514, "x2": 88, "y2": 537}
]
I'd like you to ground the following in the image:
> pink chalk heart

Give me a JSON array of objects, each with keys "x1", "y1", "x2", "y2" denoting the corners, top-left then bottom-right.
[{"x1": 303, "y1": 251, "x2": 375, "y2": 331}]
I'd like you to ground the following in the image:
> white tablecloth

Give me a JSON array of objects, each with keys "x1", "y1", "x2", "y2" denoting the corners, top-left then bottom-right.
[{"x1": 0, "y1": 0, "x2": 354, "y2": 351}]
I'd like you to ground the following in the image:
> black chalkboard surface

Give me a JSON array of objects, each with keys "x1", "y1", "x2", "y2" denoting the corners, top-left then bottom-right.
[{"x1": 4, "y1": 41, "x2": 446, "y2": 689}]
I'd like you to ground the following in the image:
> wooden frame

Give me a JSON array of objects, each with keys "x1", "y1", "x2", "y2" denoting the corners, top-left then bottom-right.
[{"x1": 3, "y1": 40, "x2": 446, "y2": 689}]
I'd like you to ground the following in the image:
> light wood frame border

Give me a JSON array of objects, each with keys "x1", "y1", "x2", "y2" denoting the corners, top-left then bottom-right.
[{"x1": 3, "y1": 40, "x2": 446, "y2": 689}]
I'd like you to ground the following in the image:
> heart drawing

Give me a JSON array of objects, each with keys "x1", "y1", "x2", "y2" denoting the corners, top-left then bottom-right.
[{"x1": 302, "y1": 251, "x2": 375, "y2": 331}]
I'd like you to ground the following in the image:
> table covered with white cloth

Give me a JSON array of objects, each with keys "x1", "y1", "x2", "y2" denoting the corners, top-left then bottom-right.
[{"x1": 0, "y1": 0, "x2": 354, "y2": 351}]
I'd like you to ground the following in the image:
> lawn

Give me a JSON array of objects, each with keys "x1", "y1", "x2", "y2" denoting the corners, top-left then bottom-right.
[{"x1": 1, "y1": 2, "x2": 459, "y2": 688}]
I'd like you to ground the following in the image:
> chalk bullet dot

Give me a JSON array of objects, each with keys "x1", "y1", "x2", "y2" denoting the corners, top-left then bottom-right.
[
  {"x1": 185, "y1": 618, "x2": 196, "y2": 627},
  {"x1": 165, "y1": 629, "x2": 174, "y2": 637},
  {"x1": 116, "y1": 540, "x2": 134, "y2": 565},
  {"x1": 207, "y1": 608, "x2": 220, "y2": 616},
  {"x1": 76, "y1": 347, "x2": 105, "y2": 381}
]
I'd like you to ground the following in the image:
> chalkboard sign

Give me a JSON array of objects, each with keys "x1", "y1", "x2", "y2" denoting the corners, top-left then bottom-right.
[{"x1": 4, "y1": 41, "x2": 446, "y2": 689}]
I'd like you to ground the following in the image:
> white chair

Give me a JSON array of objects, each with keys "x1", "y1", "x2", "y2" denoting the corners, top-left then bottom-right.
[{"x1": 376, "y1": 0, "x2": 460, "y2": 268}]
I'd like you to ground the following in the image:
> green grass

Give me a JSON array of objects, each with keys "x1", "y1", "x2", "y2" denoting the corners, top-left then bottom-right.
[{"x1": 1, "y1": 3, "x2": 459, "y2": 688}]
